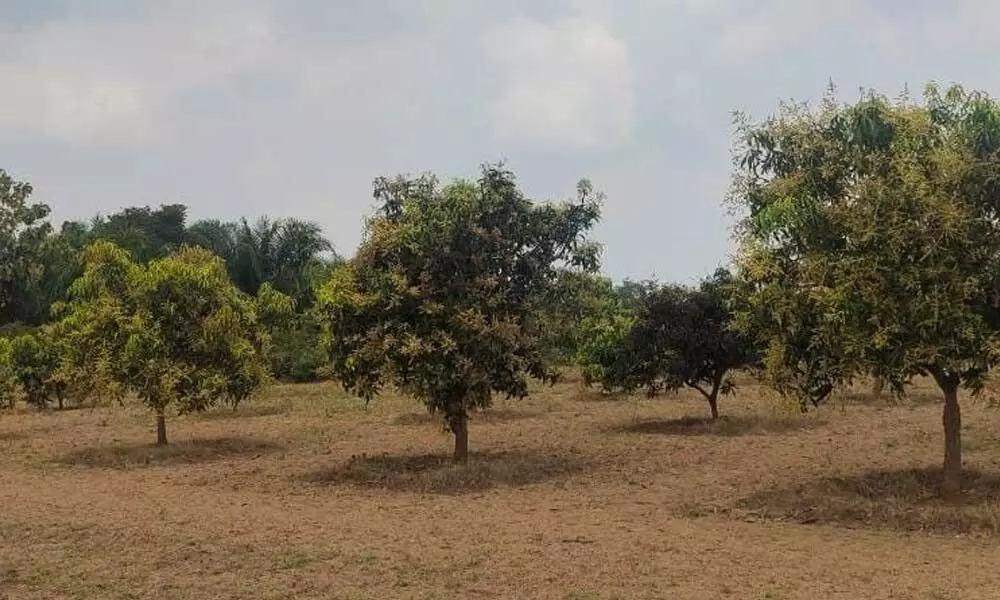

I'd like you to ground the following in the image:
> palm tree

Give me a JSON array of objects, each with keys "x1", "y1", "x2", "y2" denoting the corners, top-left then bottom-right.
[{"x1": 191, "y1": 216, "x2": 335, "y2": 305}]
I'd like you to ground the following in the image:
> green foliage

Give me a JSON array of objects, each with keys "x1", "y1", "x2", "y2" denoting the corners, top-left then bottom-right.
[
  {"x1": 730, "y1": 254, "x2": 844, "y2": 410},
  {"x1": 0, "y1": 336, "x2": 18, "y2": 408},
  {"x1": 730, "y1": 83, "x2": 1000, "y2": 493},
  {"x1": 575, "y1": 281, "x2": 637, "y2": 390},
  {"x1": 82, "y1": 204, "x2": 190, "y2": 264},
  {"x1": 5, "y1": 329, "x2": 67, "y2": 409},
  {"x1": 254, "y1": 283, "x2": 327, "y2": 382},
  {"x1": 189, "y1": 216, "x2": 338, "y2": 306},
  {"x1": 0, "y1": 169, "x2": 59, "y2": 326},
  {"x1": 577, "y1": 269, "x2": 756, "y2": 418},
  {"x1": 56, "y1": 241, "x2": 272, "y2": 442},
  {"x1": 317, "y1": 164, "x2": 602, "y2": 459},
  {"x1": 537, "y1": 271, "x2": 619, "y2": 365}
]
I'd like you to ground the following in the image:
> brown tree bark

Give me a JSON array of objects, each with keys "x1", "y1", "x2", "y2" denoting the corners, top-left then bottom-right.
[
  {"x1": 931, "y1": 369, "x2": 962, "y2": 498},
  {"x1": 941, "y1": 382, "x2": 962, "y2": 498},
  {"x1": 451, "y1": 412, "x2": 469, "y2": 463},
  {"x1": 155, "y1": 408, "x2": 168, "y2": 446},
  {"x1": 872, "y1": 376, "x2": 884, "y2": 399},
  {"x1": 692, "y1": 370, "x2": 726, "y2": 420}
]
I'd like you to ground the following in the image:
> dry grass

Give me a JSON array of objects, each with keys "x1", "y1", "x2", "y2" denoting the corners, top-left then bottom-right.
[
  {"x1": 2, "y1": 374, "x2": 1000, "y2": 599},
  {"x1": 304, "y1": 450, "x2": 588, "y2": 494}
]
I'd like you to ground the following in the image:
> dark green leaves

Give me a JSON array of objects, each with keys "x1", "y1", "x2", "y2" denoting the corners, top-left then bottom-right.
[{"x1": 318, "y1": 164, "x2": 602, "y2": 427}]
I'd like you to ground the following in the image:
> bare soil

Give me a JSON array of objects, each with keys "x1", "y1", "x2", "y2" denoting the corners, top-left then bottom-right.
[{"x1": 3, "y1": 373, "x2": 1000, "y2": 599}]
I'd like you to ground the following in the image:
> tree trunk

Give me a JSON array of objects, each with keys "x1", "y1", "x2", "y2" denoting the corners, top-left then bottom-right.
[
  {"x1": 941, "y1": 382, "x2": 962, "y2": 498},
  {"x1": 708, "y1": 392, "x2": 719, "y2": 420},
  {"x1": 707, "y1": 370, "x2": 725, "y2": 420},
  {"x1": 155, "y1": 409, "x2": 168, "y2": 446},
  {"x1": 451, "y1": 412, "x2": 469, "y2": 463},
  {"x1": 872, "y1": 376, "x2": 884, "y2": 399},
  {"x1": 57, "y1": 395, "x2": 64, "y2": 410}
]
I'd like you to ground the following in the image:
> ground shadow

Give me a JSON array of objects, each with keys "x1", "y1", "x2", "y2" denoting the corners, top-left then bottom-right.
[
  {"x1": 0, "y1": 430, "x2": 26, "y2": 442},
  {"x1": 392, "y1": 407, "x2": 534, "y2": 426},
  {"x1": 734, "y1": 468, "x2": 1000, "y2": 535},
  {"x1": 611, "y1": 414, "x2": 820, "y2": 437},
  {"x1": 834, "y1": 390, "x2": 941, "y2": 407},
  {"x1": 303, "y1": 450, "x2": 588, "y2": 495},
  {"x1": 572, "y1": 389, "x2": 634, "y2": 403},
  {"x1": 58, "y1": 436, "x2": 284, "y2": 469},
  {"x1": 195, "y1": 402, "x2": 291, "y2": 420}
]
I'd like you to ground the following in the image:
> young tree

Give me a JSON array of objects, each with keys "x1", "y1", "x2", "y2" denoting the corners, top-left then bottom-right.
[
  {"x1": 57, "y1": 241, "x2": 272, "y2": 444},
  {"x1": 6, "y1": 329, "x2": 67, "y2": 409},
  {"x1": 578, "y1": 270, "x2": 756, "y2": 419},
  {"x1": 316, "y1": 164, "x2": 602, "y2": 461},
  {"x1": 730, "y1": 84, "x2": 1000, "y2": 496}
]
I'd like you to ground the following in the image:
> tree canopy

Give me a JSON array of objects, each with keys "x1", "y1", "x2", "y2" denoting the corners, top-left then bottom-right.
[
  {"x1": 0, "y1": 169, "x2": 59, "y2": 327},
  {"x1": 317, "y1": 164, "x2": 602, "y2": 461},
  {"x1": 55, "y1": 241, "x2": 272, "y2": 444},
  {"x1": 730, "y1": 84, "x2": 1000, "y2": 495},
  {"x1": 578, "y1": 269, "x2": 756, "y2": 419}
]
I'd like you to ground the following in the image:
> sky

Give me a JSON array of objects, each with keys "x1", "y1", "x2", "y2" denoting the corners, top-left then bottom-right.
[{"x1": 2, "y1": 1, "x2": 999, "y2": 283}]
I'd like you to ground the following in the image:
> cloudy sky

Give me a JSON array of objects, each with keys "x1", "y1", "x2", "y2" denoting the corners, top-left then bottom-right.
[{"x1": 1, "y1": 1, "x2": 998, "y2": 282}]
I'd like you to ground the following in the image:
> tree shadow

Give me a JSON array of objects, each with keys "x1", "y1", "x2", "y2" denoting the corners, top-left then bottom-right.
[
  {"x1": 303, "y1": 450, "x2": 589, "y2": 495},
  {"x1": 573, "y1": 389, "x2": 634, "y2": 403},
  {"x1": 58, "y1": 437, "x2": 284, "y2": 469},
  {"x1": 392, "y1": 408, "x2": 534, "y2": 426},
  {"x1": 611, "y1": 414, "x2": 820, "y2": 437},
  {"x1": 0, "y1": 430, "x2": 26, "y2": 442},
  {"x1": 734, "y1": 468, "x2": 1000, "y2": 535},
  {"x1": 195, "y1": 402, "x2": 291, "y2": 420},
  {"x1": 834, "y1": 390, "x2": 941, "y2": 407}
]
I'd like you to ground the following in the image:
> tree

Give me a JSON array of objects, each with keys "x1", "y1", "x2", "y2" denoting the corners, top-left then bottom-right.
[
  {"x1": 0, "y1": 169, "x2": 55, "y2": 327},
  {"x1": 578, "y1": 270, "x2": 756, "y2": 419},
  {"x1": 316, "y1": 165, "x2": 602, "y2": 461},
  {"x1": 575, "y1": 283, "x2": 638, "y2": 392},
  {"x1": 224, "y1": 217, "x2": 335, "y2": 304},
  {"x1": 730, "y1": 253, "x2": 846, "y2": 411},
  {"x1": 536, "y1": 271, "x2": 619, "y2": 365},
  {"x1": 6, "y1": 233, "x2": 80, "y2": 326},
  {"x1": 254, "y1": 282, "x2": 327, "y2": 383},
  {"x1": 57, "y1": 241, "x2": 272, "y2": 445},
  {"x1": 730, "y1": 83, "x2": 1000, "y2": 496},
  {"x1": 6, "y1": 329, "x2": 67, "y2": 409},
  {"x1": 0, "y1": 336, "x2": 18, "y2": 409},
  {"x1": 86, "y1": 204, "x2": 190, "y2": 264}
]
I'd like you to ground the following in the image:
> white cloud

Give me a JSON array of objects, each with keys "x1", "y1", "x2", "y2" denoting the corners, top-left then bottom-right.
[
  {"x1": 483, "y1": 17, "x2": 635, "y2": 151},
  {"x1": 0, "y1": 4, "x2": 275, "y2": 146}
]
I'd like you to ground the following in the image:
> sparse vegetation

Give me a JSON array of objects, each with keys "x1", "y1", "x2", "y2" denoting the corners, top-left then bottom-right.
[
  {"x1": 5, "y1": 84, "x2": 1000, "y2": 598},
  {"x1": 1, "y1": 377, "x2": 1000, "y2": 599}
]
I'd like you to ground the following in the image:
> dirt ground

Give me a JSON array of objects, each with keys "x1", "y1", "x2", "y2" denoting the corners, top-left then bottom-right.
[{"x1": 3, "y1": 373, "x2": 1000, "y2": 599}]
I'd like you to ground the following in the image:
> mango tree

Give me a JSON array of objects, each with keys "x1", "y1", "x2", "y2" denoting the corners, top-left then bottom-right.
[
  {"x1": 577, "y1": 270, "x2": 756, "y2": 419},
  {"x1": 6, "y1": 329, "x2": 67, "y2": 409},
  {"x1": 730, "y1": 84, "x2": 1000, "y2": 496},
  {"x1": 57, "y1": 241, "x2": 272, "y2": 444},
  {"x1": 316, "y1": 164, "x2": 601, "y2": 461}
]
